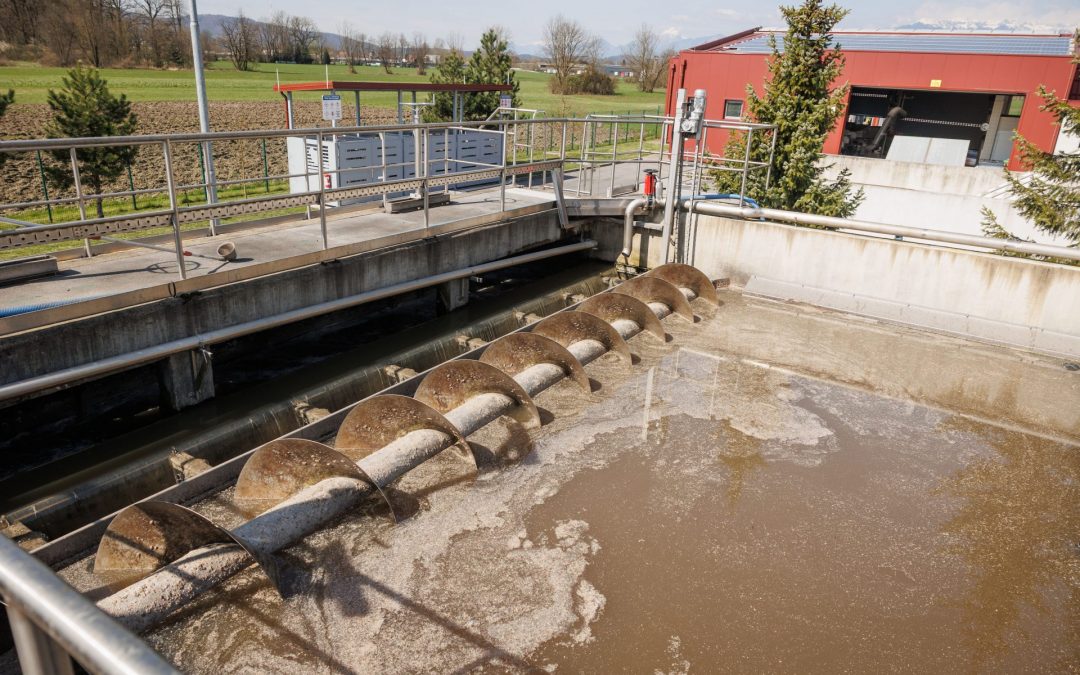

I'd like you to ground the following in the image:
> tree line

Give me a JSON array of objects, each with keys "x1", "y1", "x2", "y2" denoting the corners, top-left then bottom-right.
[{"x1": 0, "y1": 0, "x2": 195, "y2": 67}]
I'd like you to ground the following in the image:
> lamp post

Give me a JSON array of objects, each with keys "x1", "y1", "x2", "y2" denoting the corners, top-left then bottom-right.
[{"x1": 188, "y1": 0, "x2": 220, "y2": 234}]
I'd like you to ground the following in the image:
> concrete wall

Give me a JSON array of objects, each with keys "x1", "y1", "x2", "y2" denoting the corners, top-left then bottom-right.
[
  {"x1": 598, "y1": 213, "x2": 1080, "y2": 359},
  {"x1": 0, "y1": 210, "x2": 568, "y2": 396},
  {"x1": 821, "y1": 154, "x2": 1071, "y2": 247}
]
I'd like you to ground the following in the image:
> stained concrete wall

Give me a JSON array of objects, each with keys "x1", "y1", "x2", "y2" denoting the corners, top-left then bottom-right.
[
  {"x1": 0, "y1": 210, "x2": 567, "y2": 398},
  {"x1": 820, "y1": 155, "x2": 1071, "y2": 247},
  {"x1": 596, "y1": 213, "x2": 1080, "y2": 359}
]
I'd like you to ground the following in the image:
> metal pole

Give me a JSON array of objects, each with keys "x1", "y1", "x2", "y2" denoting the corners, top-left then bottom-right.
[
  {"x1": 765, "y1": 127, "x2": 778, "y2": 191},
  {"x1": 126, "y1": 159, "x2": 138, "y2": 209},
  {"x1": 186, "y1": 0, "x2": 219, "y2": 236},
  {"x1": 7, "y1": 605, "x2": 76, "y2": 675},
  {"x1": 36, "y1": 151, "x2": 53, "y2": 223},
  {"x1": 422, "y1": 128, "x2": 430, "y2": 228},
  {"x1": 317, "y1": 131, "x2": 328, "y2": 249},
  {"x1": 661, "y1": 89, "x2": 687, "y2": 265},
  {"x1": 610, "y1": 121, "x2": 619, "y2": 197},
  {"x1": 69, "y1": 147, "x2": 91, "y2": 257},
  {"x1": 162, "y1": 141, "x2": 188, "y2": 280},
  {"x1": 738, "y1": 128, "x2": 753, "y2": 208},
  {"x1": 0, "y1": 535, "x2": 178, "y2": 675},
  {"x1": 354, "y1": 91, "x2": 361, "y2": 127},
  {"x1": 261, "y1": 138, "x2": 270, "y2": 193}
]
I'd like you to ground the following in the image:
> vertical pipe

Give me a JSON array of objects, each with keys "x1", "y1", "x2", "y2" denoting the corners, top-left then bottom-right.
[
  {"x1": 35, "y1": 151, "x2": 53, "y2": 223},
  {"x1": 354, "y1": 91, "x2": 361, "y2": 127},
  {"x1": 286, "y1": 92, "x2": 295, "y2": 130},
  {"x1": 187, "y1": 0, "x2": 218, "y2": 236},
  {"x1": 162, "y1": 141, "x2": 188, "y2": 281},
  {"x1": 661, "y1": 89, "x2": 687, "y2": 265},
  {"x1": 68, "y1": 148, "x2": 91, "y2": 257}
]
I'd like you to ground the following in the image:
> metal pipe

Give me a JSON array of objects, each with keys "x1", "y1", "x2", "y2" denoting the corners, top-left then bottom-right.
[
  {"x1": 186, "y1": 0, "x2": 219, "y2": 236},
  {"x1": 680, "y1": 200, "x2": 1080, "y2": 262},
  {"x1": 0, "y1": 535, "x2": 178, "y2": 674},
  {"x1": 0, "y1": 241, "x2": 598, "y2": 403},
  {"x1": 97, "y1": 292, "x2": 686, "y2": 635},
  {"x1": 621, "y1": 197, "x2": 650, "y2": 258}
]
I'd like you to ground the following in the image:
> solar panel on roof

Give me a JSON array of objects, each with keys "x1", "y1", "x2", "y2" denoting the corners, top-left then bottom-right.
[{"x1": 719, "y1": 33, "x2": 1073, "y2": 57}]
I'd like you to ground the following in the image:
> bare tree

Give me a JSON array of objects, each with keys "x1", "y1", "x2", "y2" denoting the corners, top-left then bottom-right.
[
  {"x1": 130, "y1": 0, "x2": 170, "y2": 65},
  {"x1": 444, "y1": 32, "x2": 464, "y2": 54},
  {"x1": 220, "y1": 11, "x2": 256, "y2": 71},
  {"x1": 339, "y1": 22, "x2": 363, "y2": 73},
  {"x1": 397, "y1": 33, "x2": 409, "y2": 64},
  {"x1": 411, "y1": 32, "x2": 430, "y2": 74},
  {"x1": 288, "y1": 15, "x2": 320, "y2": 63},
  {"x1": 542, "y1": 15, "x2": 600, "y2": 93},
  {"x1": 626, "y1": 24, "x2": 671, "y2": 93},
  {"x1": 376, "y1": 32, "x2": 396, "y2": 73},
  {"x1": 259, "y1": 11, "x2": 289, "y2": 63}
]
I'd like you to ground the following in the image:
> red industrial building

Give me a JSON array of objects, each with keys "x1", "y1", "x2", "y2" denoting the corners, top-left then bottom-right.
[{"x1": 666, "y1": 29, "x2": 1080, "y2": 170}]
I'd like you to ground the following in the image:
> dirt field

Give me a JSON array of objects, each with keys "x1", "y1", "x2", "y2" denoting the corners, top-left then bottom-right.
[{"x1": 0, "y1": 101, "x2": 397, "y2": 208}]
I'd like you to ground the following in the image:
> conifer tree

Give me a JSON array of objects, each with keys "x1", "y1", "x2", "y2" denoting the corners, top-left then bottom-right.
[
  {"x1": 425, "y1": 49, "x2": 467, "y2": 122},
  {"x1": 982, "y1": 32, "x2": 1080, "y2": 247},
  {"x1": 44, "y1": 66, "x2": 138, "y2": 218},
  {"x1": 0, "y1": 90, "x2": 13, "y2": 168},
  {"x1": 712, "y1": 0, "x2": 862, "y2": 217},
  {"x1": 464, "y1": 28, "x2": 520, "y2": 120}
]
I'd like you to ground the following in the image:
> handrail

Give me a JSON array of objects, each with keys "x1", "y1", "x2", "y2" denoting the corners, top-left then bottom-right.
[
  {"x1": 0, "y1": 534, "x2": 178, "y2": 674},
  {"x1": 0, "y1": 116, "x2": 652, "y2": 153},
  {"x1": 677, "y1": 199, "x2": 1080, "y2": 262}
]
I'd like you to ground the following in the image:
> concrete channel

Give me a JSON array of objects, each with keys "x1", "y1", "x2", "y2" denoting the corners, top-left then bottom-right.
[{"x1": 1, "y1": 140, "x2": 1079, "y2": 672}]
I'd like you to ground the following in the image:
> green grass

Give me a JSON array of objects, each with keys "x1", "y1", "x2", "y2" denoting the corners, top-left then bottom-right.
[{"x1": 0, "y1": 62, "x2": 665, "y2": 116}]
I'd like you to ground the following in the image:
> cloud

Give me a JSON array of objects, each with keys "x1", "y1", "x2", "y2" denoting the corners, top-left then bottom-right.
[{"x1": 660, "y1": 27, "x2": 684, "y2": 39}]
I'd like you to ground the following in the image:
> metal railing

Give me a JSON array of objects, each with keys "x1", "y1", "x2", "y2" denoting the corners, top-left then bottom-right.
[
  {"x1": 0, "y1": 115, "x2": 770, "y2": 270},
  {"x1": 0, "y1": 534, "x2": 178, "y2": 674}
]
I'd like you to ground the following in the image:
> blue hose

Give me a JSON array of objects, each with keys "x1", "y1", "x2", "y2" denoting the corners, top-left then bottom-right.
[
  {"x1": 682, "y1": 193, "x2": 760, "y2": 208},
  {"x1": 0, "y1": 297, "x2": 98, "y2": 318}
]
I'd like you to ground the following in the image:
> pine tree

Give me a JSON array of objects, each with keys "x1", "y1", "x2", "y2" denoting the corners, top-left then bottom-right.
[
  {"x1": 982, "y1": 33, "x2": 1080, "y2": 246},
  {"x1": 44, "y1": 66, "x2": 138, "y2": 218},
  {"x1": 712, "y1": 0, "x2": 862, "y2": 217},
  {"x1": 464, "y1": 29, "x2": 520, "y2": 120},
  {"x1": 0, "y1": 90, "x2": 13, "y2": 168},
  {"x1": 425, "y1": 49, "x2": 467, "y2": 122}
]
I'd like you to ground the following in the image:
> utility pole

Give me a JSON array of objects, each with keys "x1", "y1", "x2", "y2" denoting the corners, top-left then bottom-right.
[{"x1": 188, "y1": 0, "x2": 220, "y2": 234}]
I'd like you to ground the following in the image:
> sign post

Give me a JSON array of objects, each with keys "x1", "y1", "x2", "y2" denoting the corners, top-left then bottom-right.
[{"x1": 322, "y1": 94, "x2": 342, "y2": 127}]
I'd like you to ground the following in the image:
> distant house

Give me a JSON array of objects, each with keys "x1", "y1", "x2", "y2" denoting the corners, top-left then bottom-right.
[{"x1": 604, "y1": 65, "x2": 635, "y2": 78}]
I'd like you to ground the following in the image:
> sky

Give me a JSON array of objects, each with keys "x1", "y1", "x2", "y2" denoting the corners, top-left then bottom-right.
[{"x1": 195, "y1": 0, "x2": 1080, "y2": 51}]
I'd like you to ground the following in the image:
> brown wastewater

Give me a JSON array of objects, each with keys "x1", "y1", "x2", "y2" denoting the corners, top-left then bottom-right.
[{"x1": 55, "y1": 290, "x2": 1080, "y2": 673}]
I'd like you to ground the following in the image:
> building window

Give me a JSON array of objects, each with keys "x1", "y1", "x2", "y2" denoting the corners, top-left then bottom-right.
[
  {"x1": 1003, "y1": 95, "x2": 1025, "y2": 117},
  {"x1": 724, "y1": 99, "x2": 744, "y2": 120}
]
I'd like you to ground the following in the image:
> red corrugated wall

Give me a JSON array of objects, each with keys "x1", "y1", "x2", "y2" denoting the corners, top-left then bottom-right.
[{"x1": 667, "y1": 48, "x2": 1078, "y2": 170}]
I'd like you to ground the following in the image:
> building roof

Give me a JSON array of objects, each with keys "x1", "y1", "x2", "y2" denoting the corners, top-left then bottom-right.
[
  {"x1": 273, "y1": 81, "x2": 512, "y2": 93},
  {"x1": 694, "y1": 30, "x2": 1077, "y2": 57}
]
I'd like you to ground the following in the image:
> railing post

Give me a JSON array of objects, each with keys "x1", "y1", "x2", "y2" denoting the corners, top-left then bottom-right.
[
  {"x1": 610, "y1": 121, "x2": 620, "y2": 197},
  {"x1": 162, "y1": 140, "x2": 188, "y2": 281},
  {"x1": 739, "y1": 127, "x2": 753, "y2": 208},
  {"x1": 317, "y1": 131, "x2": 328, "y2": 250},
  {"x1": 7, "y1": 606, "x2": 76, "y2": 675},
  {"x1": 422, "y1": 127, "x2": 430, "y2": 228},
  {"x1": 68, "y1": 147, "x2": 91, "y2": 258},
  {"x1": 36, "y1": 150, "x2": 53, "y2": 224}
]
